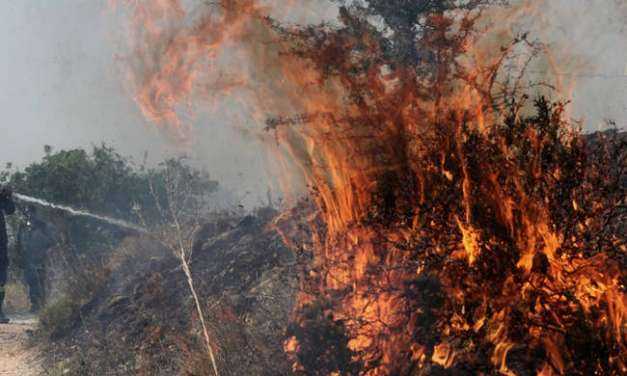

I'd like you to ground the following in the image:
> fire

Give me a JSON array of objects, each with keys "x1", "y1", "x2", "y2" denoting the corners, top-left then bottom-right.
[{"x1": 114, "y1": 1, "x2": 626, "y2": 374}]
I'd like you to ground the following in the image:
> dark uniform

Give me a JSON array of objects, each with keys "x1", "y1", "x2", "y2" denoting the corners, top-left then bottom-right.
[
  {"x1": 0, "y1": 187, "x2": 15, "y2": 323},
  {"x1": 18, "y1": 207, "x2": 56, "y2": 312}
]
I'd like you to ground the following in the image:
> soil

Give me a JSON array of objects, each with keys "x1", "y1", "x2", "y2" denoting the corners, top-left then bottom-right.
[{"x1": 0, "y1": 315, "x2": 42, "y2": 376}]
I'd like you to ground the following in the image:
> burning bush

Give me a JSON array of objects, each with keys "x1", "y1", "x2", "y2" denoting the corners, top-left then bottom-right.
[
  {"x1": 271, "y1": 3, "x2": 626, "y2": 374},
  {"x1": 113, "y1": 0, "x2": 625, "y2": 374},
  {"x1": 280, "y1": 98, "x2": 625, "y2": 375},
  {"x1": 268, "y1": 3, "x2": 625, "y2": 374}
]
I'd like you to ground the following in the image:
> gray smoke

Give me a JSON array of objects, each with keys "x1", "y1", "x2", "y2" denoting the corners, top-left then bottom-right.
[
  {"x1": 513, "y1": 0, "x2": 627, "y2": 130},
  {"x1": 0, "y1": 1, "x2": 623, "y2": 210}
]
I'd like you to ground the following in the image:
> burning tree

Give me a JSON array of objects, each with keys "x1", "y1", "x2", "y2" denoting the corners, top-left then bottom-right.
[{"x1": 115, "y1": 0, "x2": 625, "y2": 374}]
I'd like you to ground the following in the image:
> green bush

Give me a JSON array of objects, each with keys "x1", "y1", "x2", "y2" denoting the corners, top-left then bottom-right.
[{"x1": 2, "y1": 144, "x2": 218, "y2": 254}]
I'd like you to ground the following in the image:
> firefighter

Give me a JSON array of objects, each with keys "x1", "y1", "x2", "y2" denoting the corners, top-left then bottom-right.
[
  {"x1": 18, "y1": 205, "x2": 56, "y2": 313},
  {"x1": 0, "y1": 186, "x2": 15, "y2": 323}
]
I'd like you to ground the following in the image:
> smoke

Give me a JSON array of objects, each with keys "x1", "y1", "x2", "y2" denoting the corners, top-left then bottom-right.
[
  {"x1": 104, "y1": 0, "x2": 626, "y2": 207},
  {"x1": 0, "y1": 1, "x2": 175, "y2": 169},
  {"x1": 0, "y1": 1, "x2": 623, "y2": 208},
  {"x1": 109, "y1": 0, "x2": 338, "y2": 207},
  {"x1": 513, "y1": 0, "x2": 627, "y2": 129}
]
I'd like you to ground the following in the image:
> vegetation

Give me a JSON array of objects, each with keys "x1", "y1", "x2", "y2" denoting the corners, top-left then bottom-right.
[
  {"x1": 1, "y1": 1, "x2": 623, "y2": 375},
  {"x1": 1, "y1": 145, "x2": 220, "y2": 346},
  {"x1": 1, "y1": 144, "x2": 218, "y2": 253},
  {"x1": 267, "y1": 1, "x2": 626, "y2": 374}
]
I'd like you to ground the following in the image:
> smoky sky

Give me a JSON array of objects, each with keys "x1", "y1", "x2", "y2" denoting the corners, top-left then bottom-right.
[
  {"x1": 0, "y1": 1, "x2": 171, "y2": 168},
  {"x1": 0, "y1": 0, "x2": 624, "y2": 205},
  {"x1": 519, "y1": 0, "x2": 627, "y2": 130}
]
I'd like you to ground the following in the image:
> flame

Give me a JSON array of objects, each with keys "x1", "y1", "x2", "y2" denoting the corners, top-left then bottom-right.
[{"x1": 114, "y1": 1, "x2": 626, "y2": 374}]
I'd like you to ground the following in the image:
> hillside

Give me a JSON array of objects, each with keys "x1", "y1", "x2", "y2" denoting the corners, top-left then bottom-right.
[{"x1": 43, "y1": 209, "x2": 296, "y2": 376}]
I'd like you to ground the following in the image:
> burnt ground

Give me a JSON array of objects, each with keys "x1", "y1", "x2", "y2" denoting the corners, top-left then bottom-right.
[{"x1": 43, "y1": 208, "x2": 297, "y2": 376}]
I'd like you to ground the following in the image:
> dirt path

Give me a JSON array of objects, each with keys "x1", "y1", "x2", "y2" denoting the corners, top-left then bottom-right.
[{"x1": 0, "y1": 315, "x2": 42, "y2": 376}]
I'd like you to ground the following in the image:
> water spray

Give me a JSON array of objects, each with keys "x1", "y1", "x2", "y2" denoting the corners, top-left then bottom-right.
[{"x1": 13, "y1": 193, "x2": 147, "y2": 234}]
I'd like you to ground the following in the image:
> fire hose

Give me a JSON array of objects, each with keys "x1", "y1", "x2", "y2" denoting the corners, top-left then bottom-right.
[{"x1": 11, "y1": 192, "x2": 147, "y2": 234}]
